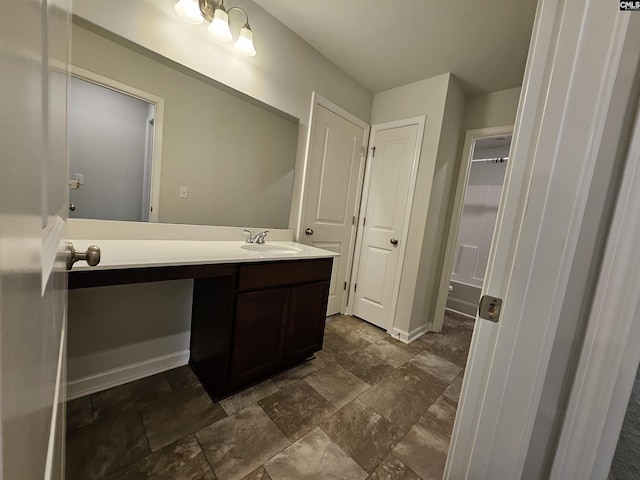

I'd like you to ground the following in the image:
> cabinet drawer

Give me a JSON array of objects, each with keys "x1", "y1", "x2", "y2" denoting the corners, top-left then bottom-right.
[{"x1": 238, "y1": 258, "x2": 332, "y2": 291}]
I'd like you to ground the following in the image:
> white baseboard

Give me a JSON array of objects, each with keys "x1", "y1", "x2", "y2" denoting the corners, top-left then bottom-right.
[
  {"x1": 389, "y1": 323, "x2": 430, "y2": 344},
  {"x1": 66, "y1": 350, "x2": 190, "y2": 400},
  {"x1": 445, "y1": 307, "x2": 476, "y2": 321}
]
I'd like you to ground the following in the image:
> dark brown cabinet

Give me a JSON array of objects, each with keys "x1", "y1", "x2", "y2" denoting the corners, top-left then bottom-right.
[
  {"x1": 190, "y1": 257, "x2": 332, "y2": 398},
  {"x1": 68, "y1": 254, "x2": 333, "y2": 400},
  {"x1": 229, "y1": 281, "x2": 330, "y2": 388}
]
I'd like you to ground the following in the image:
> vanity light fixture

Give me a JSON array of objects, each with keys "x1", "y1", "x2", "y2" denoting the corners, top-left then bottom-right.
[
  {"x1": 174, "y1": 0, "x2": 204, "y2": 24},
  {"x1": 174, "y1": 0, "x2": 256, "y2": 57}
]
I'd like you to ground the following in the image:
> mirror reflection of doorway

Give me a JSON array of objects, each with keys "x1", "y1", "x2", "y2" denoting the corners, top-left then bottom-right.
[
  {"x1": 445, "y1": 135, "x2": 511, "y2": 320},
  {"x1": 68, "y1": 76, "x2": 156, "y2": 222}
]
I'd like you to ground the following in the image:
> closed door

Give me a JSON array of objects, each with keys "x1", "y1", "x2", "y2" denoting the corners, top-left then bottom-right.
[
  {"x1": 0, "y1": 0, "x2": 71, "y2": 477},
  {"x1": 352, "y1": 122, "x2": 420, "y2": 329},
  {"x1": 301, "y1": 103, "x2": 367, "y2": 315}
]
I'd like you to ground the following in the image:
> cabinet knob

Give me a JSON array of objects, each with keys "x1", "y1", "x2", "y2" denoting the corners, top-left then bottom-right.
[
  {"x1": 390, "y1": 238, "x2": 399, "y2": 246},
  {"x1": 305, "y1": 228, "x2": 314, "y2": 236}
]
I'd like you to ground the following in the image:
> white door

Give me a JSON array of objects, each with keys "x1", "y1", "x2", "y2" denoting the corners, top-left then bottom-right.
[
  {"x1": 300, "y1": 99, "x2": 367, "y2": 315},
  {"x1": 0, "y1": 0, "x2": 70, "y2": 478},
  {"x1": 446, "y1": 0, "x2": 634, "y2": 477},
  {"x1": 352, "y1": 120, "x2": 422, "y2": 330}
]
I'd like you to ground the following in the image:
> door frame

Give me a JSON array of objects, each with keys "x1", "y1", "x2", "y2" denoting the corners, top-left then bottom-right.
[
  {"x1": 69, "y1": 65, "x2": 165, "y2": 222},
  {"x1": 141, "y1": 110, "x2": 155, "y2": 221},
  {"x1": 346, "y1": 116, "x2": 426, "y2": 332},
  {"x1": 297, "y1": 92, "x2": 370, "y2": 313},
  {"x1": 446, "y1": 0, "x2": 633, "y2": 477},
  {"x1": 432, "y1": 125, "x2": 513, "y2": 332},
  {"x1": 548, "y1": 92, "x2": 640, "y2": 479}
]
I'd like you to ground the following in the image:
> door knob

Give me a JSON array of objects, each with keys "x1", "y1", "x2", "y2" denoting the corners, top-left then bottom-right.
[
  {"x1": 305, "y1": 228, "x2": 314, "y2": 236},
  {"x1": 68, "y1": 203, "x2": 76, "y2": 211},
  {"x1": 390, "y1": 238, "x2": 399, "y2": 246},
  {"x1": 65, "y1": 242, "x2": 101, "y2": 271}
]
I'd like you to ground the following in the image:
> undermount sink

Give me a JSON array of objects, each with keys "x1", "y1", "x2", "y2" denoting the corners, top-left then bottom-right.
[{"x1": 241, "y1": 244, "x2": 302, "y2": 254}]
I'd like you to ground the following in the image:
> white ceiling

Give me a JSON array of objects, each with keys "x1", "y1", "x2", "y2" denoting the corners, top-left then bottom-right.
[{"x1": 252, "y1": 0, "x2": 539, "y2": 95}]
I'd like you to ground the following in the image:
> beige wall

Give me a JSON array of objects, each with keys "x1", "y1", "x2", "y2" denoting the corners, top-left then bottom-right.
[
  {"x1": 412, "y1": 78, "x2": 467, "y2": 333},
  {"x1": 67, "y1": 280, "x2": 193, "y2": 388},
  {"x1": 371, "y1": 73, "x2": 466, "y2": 338},
  {"x1": 462, "y1": 87, "x2": 522, "y2": 132}
]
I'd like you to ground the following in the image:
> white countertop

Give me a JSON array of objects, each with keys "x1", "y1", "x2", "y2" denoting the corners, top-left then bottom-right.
[{"x1": 69, "y1": 240, "x2": 338, "y2": 271}]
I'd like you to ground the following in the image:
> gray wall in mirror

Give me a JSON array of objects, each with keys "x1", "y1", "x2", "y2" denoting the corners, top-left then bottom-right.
[
  {"x1": 69, "y1": 76, "x2": 153, "y2": 222},
  {"x1": 70, "y1": 19, "x2": 299, "y2": 228}
]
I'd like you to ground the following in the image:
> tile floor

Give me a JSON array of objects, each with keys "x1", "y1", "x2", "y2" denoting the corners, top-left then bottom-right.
[
  {"x1": 66, "y1": 313, "x2": 472, "y2": 480},
  {"x1": 609, "y1": 362, "x2": 640, "y2": 479}
]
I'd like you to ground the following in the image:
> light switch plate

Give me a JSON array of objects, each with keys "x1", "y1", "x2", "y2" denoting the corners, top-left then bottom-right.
[
  {"x1": 179, "y1": 186, "x2": 188, "y2": 199},
  {"x1": 74, "y1": 173, "x2": 84, "y2": 185}
]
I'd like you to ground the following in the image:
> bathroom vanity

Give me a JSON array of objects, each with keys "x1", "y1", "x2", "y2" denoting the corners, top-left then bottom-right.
[{"x1": 68, "y1": 239, "x2": 336, "y2": 398}]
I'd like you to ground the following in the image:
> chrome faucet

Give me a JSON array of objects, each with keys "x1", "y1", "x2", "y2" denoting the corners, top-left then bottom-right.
[
  {"x1": 254, "y1": 231, "x2": 269, "y2": 244},
  {"x1": 243, "y1": 230, "x2": 269, "y2": 244}
]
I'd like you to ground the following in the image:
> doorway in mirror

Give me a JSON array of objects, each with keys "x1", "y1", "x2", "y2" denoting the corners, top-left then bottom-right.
[{"x1": 68, "y1": 75, "x2": 160, "y2": 222}]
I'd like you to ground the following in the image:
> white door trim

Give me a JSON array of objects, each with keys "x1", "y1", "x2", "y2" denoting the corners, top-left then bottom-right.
[
  {"x1": 347, "y1": 116, "x2": 425, "y2": 333},
  {"x1": 69, "y1": 66, "x2": 165, "y2": 223},
  {"x1": 297, "y1": 93, "x2": 370, "y2": 240},
  {"x1": 446, "y1": 0, "x2": 631, "y2": 477},
  {"x1": 312, "y1": 93, "x2": 370, "y2": 130},
  {"x1": 298, "y1": 92, "x2": 370, "y2": 313},
  {"x1": 549, "y1": 96, "x2": 640, "y2": 479},
  {"x1": 432, "y1": 125, "x2": 513, "y2": 332}
]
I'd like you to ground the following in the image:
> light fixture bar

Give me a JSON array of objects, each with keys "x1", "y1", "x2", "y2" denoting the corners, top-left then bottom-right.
[
  {"x1": 196, "y1": 0, "x2": 218, "y2": 23},
  {"x1": 175, "y1": 0, "x2": 256, "y2": 56}
]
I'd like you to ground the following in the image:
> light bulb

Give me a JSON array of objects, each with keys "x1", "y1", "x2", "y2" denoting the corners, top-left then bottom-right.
[
  {"x1": 174, "y1": 0, "x2": 203, "y2": 24},
  {"x1": 208, "y1": 8, "x2": 233, "y2": 42},
  {"x1": 234, "y1": 25, "x2": 256, "y2": 57}
]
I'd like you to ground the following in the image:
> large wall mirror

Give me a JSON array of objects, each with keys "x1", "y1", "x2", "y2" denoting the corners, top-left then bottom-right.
[{"x1": 69, "y1": 18, "x2": 299, "y2": 229}]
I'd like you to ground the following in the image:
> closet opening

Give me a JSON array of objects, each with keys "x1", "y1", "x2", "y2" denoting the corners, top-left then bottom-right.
[{"x1": 445, "y1": 134, "x2": 511, "y2": 321}]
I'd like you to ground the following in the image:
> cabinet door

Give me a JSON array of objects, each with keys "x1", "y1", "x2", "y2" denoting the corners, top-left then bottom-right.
[
  {"x1": 284, "y1": 281, "x2": 330, "y2": 362},
  {"x1": 231, "y1": 287, "x2": 288, "y2": 387}
]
